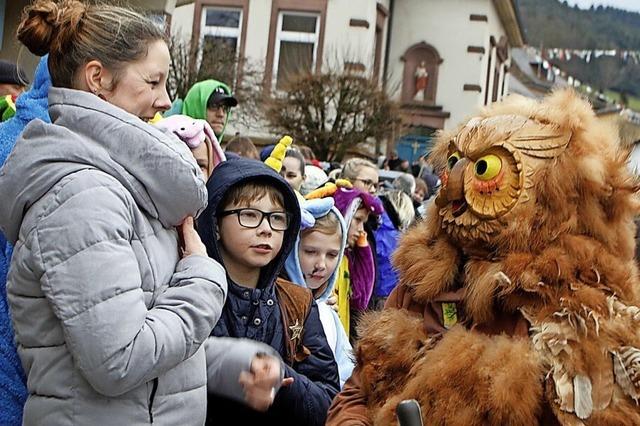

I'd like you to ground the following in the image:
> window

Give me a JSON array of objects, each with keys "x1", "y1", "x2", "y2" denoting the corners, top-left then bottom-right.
[
  {"x1": 200, "y1": 7, "x2": 243, "y2": 58},
  {"x1": 272, "y1": 11, "x2": 320, "y2": 90},
  {"x1": 484, "y1": 44, "x2": 494, "y2": 106},
  {"x1": 492, "y1": 63, "x2": 501, "y2": 103},
  {"x1": 373, "y1": 4, "x2": 388, "y2": 83},
  {"x1": 485, "y1": 36, "x2": 509, "y2": 105}
]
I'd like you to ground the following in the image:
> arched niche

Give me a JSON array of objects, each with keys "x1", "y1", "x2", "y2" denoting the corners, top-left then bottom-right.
[{"x1": 401, "y1": 42, "x2": 443, "y2": 105}]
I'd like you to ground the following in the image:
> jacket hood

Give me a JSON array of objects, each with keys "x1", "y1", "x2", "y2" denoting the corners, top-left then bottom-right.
[
  {"x1": 284, "y1": 198, "x2": 347, "y2": 302},
  {"x1": 0, "y1": 87, "x2": 207, "y2": 243},
  {"x1": 333, "y1": 187, "x2": 384, "y2": 223},
  {"x1": 0, "y1": 55, "x2": 51, "y2": 167},
  {"x1": 182, "y1": 79, "x2": 233, "y2": 142},
  {"x1": 197, "y1": 157, "x2": 301, "y2": 289},
  {"x1": 14, "y1": 55, "x2": 51, "y2": 127},
  {"x1": 332, "y1": 187, "x2": 382, "y2": 310}
]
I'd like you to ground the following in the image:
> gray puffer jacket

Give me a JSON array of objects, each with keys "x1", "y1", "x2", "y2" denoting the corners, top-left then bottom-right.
[{"x1": 0, "y1": 87, "x2": 227, "y2": 425}]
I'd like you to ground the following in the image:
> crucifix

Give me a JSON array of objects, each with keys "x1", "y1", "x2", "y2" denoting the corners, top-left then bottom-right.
[{"x1": 411, "y1": 140, "x2": 421, "y2": 157}]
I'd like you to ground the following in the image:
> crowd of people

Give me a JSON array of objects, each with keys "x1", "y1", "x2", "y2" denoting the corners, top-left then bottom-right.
[{"x1": 0, "y1": 1, "x2": 436, "y2": 425}]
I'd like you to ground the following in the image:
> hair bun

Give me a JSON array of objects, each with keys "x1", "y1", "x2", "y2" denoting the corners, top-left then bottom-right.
[{"x1": 17, "y1": 0, "x2": 86, "y2": 56}]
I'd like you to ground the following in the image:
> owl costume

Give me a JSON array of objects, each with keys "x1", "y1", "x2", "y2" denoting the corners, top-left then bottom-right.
[{"x1": 344, "y1": 90, "x2": 640, "y2": 425}]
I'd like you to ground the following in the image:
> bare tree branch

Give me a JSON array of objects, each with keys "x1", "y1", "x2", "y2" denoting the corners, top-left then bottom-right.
[
  {"x1": 265, "y1": 69, "x2": 400, "y2": 161},
  {"x1": 167, "y1": 35, "x2": 267, "y2": 130}
]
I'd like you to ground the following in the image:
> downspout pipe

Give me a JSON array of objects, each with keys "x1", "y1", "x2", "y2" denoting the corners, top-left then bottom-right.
[
  {"x1": 382, "y1": 0, "x2": 395, "y2": 90},
  {"x1": 381, "y1": 0, "x2": 396, "y2": 157}
]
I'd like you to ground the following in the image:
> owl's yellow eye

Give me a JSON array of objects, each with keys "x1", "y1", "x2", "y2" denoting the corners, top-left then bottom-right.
[
  {"x1": 474, "y1": 154, "x2": 502, "y2": 181},
  {"x1": 447, "y1": 152, "x2": 461, "y2": 169}
]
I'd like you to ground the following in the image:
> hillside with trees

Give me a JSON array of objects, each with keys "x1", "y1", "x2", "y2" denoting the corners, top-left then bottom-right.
[{"x1": 517, "y1": 0, "x2": 640, "y2": 97}]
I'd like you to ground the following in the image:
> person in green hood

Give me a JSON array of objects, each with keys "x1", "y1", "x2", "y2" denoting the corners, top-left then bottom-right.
[{"x1": 182, "y1": 79, "x2": 238, "y2": 143}]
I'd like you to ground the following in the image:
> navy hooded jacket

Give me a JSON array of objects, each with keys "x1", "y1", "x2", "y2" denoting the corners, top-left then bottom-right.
[{"x1": 197, "y1": 158, "x2": 339, "y2": 425}]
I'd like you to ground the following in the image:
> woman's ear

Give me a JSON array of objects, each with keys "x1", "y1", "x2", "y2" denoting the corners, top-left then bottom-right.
[{"x1": 81, "y1": 60, "x2": 112, "y2": 96}]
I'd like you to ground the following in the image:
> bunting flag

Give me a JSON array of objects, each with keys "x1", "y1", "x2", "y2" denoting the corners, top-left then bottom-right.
[
  {"x1": 522, "y1": 46, "x2": 616, "y2": 97},
  {"x1": 541, "y1": 47, "x2": 640, "y2": 64}
]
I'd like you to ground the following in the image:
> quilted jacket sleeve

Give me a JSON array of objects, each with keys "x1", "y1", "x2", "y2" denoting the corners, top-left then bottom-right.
[
  {"x1": 33, "y1": 178, "x2": 227, "y2": 397},
  {"x1": 204, "y1": 336, "x2": 284, "y2": 402}
]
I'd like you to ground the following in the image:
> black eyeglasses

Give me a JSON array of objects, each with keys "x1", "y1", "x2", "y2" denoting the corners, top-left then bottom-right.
[
  {"x1": 353, "y1": 178, "x2": 380, "y2": 190},
  {"x1": 208, "y1": 103, "x2": 231, "y2": 113},
  {"x1": 219, "y1": 208, "x2": 291, "y2": 231}
]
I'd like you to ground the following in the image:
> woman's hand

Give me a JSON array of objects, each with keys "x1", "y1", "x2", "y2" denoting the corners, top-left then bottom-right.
[
  {"x1": 178, "y1": 216, "x2": 207, "y2": 258},
  {"x1": 239, "y1": 354, "x2": 294, "y2": 412}
]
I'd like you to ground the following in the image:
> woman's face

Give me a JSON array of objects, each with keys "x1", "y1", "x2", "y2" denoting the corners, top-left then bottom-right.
[{"x1": 102, "y1": 39, "x2": 172, "y2": 120}]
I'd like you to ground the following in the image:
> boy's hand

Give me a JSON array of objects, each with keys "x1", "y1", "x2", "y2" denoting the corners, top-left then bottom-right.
[
  {"x1": 239, "y1": 354, "x2": 294, "y2": 412},
  {"x1": 178, "y1": 217, "x2": 208, "y2": 258}
]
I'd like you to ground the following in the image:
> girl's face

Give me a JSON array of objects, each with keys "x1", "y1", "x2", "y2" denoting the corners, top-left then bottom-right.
[
  {"x1": 192, "y1": 142, "x2": 211, "y2": 179},
  {"x1": 352, "y1": 166, "x2": 379, "y2": 195},
  {"x1": 101, "y1": 39, "x2": 172, "y2": 120},
  {"x1": 299, "y1": 230, "x2": 342, "y2": 289},
  {"x1": 281, "y1": 157, "x2": 305, "y2": 191},
  {"x1": 347, "y1": 207, "x2": 369, "y2": 248}
]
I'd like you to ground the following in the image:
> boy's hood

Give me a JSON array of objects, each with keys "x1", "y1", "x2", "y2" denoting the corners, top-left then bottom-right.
[
  {"x1": 197, "y1": 158, "x2": 301, "y2": 289},
  {"x1": 182, "y1": 79, "x2": 233, "y2": 142},
  {"x1": 284, "y1": 198, "x2": 347, "y2": 302}
]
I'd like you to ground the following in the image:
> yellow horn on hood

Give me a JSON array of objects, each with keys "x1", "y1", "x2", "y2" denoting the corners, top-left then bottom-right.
[{"x1": 264, "y1": 135, "x2": 293, "y2": 172}]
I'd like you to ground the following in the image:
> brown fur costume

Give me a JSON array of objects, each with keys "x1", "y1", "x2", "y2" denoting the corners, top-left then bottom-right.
[{"x1": 357, "y1": 90, "x2": 640, "y2": 425}]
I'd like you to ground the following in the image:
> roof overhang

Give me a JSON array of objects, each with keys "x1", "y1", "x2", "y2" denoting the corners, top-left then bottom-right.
[{"x1": 493, "y1": 0, "x2": 525, "y2": 47}]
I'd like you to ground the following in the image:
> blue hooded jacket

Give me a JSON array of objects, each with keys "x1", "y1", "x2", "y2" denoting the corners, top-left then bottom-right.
[
  {"x1": 374, "y1": 193, "x2": 406, "y2": 298},
  {"x1": 0, "y1": 55, "x2": 51, "y2": 425},
  {"x1": 284, "y1": 198, "x2": 354, "y2": 387},
  {"x1": 197, "y1": 158, "x2": 339, "y2": 425}
]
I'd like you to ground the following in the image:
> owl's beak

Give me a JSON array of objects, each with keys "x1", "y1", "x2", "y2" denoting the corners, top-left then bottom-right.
[{"x1": 435, "y1": 158, "x2": 467, "y2": 210}]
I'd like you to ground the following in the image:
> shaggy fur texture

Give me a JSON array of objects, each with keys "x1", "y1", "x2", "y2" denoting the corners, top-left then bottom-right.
[
  {"x1": 356, "y1": 310, "x2": 430, "y2": 409},
  {"x1": 359, "y1": 90, "x2": 640, "y2": 424},
  {"x1": 369, "y1": 317, "x2": 544, "y2": 426}
]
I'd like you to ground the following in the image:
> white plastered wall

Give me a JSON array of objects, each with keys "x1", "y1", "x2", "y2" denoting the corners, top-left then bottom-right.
[{"x1": 386, "y1": 0, "x2": 511, "y2": 129}]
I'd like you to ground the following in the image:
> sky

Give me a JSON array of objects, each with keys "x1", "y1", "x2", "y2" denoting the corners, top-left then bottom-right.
[{"x1": 564, "y1": 0, "x2": 640, "y2": 12}]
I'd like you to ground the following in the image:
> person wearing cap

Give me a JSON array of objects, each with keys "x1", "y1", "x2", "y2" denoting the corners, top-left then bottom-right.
[
  {"x1": 0, "y1": 60, "x2": 30, "y2": 122},
  {"x1": 182, "y1": 79, "x2": 238, "y2": 143},
  {"x1": 0, "y1": 60, "x2": 28, "y2": 97}
]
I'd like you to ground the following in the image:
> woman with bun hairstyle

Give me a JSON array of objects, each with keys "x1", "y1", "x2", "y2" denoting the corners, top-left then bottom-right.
[{"x1": 0, "y1": 1, "x2": 283, "y2": 424}]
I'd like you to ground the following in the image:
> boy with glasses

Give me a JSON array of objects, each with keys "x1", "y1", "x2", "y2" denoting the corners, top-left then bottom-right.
[{"x1": 197, "y1": 158, "x2": 339, "y2": 425}]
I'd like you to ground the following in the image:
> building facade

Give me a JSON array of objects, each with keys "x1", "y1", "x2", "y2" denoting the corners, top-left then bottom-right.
[
  {"x1": 172, "y1": 0, "x2": 390, "y2": 89},
  {"x1": 0, "y1": 0, "x2": 181, "y2": 78},
  {"x1": 172, "y1": 0, "x2": 523, "y2": 158},
  {"x1": 2, "y1": 0, "x2": 523, "y2": 159},
  {"x1": 386, "y1": 0, "x2": 523, "y2": 161}
]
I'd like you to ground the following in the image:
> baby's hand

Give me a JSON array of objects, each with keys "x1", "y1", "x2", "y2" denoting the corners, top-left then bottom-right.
[{"x1": 326, "y1": 294, "x2": 339, "y2": 312}]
